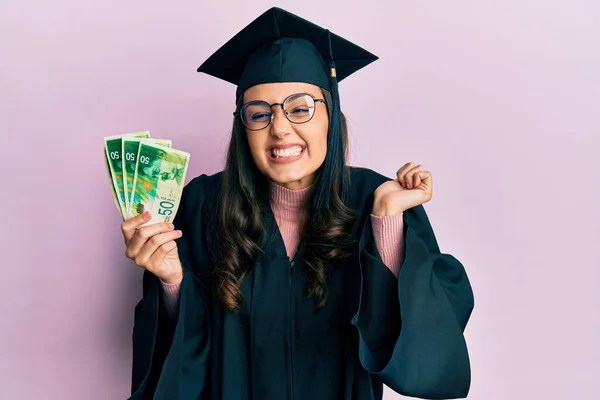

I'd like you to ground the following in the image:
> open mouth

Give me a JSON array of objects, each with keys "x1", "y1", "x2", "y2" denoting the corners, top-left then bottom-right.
[{"x1": 268, "y1": 145, "x2": 306, "y2": 159}]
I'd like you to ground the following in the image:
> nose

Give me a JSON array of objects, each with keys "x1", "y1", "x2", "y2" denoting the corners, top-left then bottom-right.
[{"x1": 269, "y1": 105, "x2": 292, "y2": 139}]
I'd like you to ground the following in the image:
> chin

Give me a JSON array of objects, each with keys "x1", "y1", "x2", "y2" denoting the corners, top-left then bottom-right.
[
  {"x1": 263, "y1": 166, "x2": 318, "y2": 189},
  {"x1": 268, "y1": 170, "x2": 307, "y2": 184}
]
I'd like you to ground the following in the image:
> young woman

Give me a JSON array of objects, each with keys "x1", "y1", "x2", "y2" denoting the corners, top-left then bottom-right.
[{"x1": 121, "y1": 7, "x2": 474, "y2": 400}]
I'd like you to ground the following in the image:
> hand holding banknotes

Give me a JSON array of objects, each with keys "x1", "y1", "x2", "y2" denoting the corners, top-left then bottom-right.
[
  {"x1": 103, "y1": 130, "x2": 190, "y2": 284},
  {"x1": 121, "y1": 211, "x2": 184, "y2": 284}
]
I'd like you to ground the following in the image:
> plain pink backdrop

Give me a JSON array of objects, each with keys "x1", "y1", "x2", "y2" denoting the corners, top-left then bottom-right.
[{"x1": 1, "y1": 0, "x2": 599, "y2": 399}]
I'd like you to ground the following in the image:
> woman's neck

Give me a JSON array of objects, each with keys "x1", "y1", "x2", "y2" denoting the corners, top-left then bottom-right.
[
  {"x1": 269, "y1": 180, "x2": 312, "y2": 212},
  {"x1": 268, "y1": 180, "x2": 312, "y2": 258}
]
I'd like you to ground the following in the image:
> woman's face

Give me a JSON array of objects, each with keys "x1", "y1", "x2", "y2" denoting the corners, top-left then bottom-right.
[{"x1": 242, "y1": 82, "x2": 329, "y2": 190}]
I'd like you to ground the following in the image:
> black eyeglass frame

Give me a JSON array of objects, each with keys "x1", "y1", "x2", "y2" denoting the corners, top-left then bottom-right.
[{"x1": 233, "y1": 92, "x2": 326, "y2": 131}]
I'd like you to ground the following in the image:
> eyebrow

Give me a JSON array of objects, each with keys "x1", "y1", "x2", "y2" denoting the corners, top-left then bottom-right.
[{"x1": 245, "y1": 92, "x2": 321, "y2": 105}]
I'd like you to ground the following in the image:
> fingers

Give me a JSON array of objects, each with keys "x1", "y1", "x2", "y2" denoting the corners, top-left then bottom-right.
[
  {"x1": 413, "y1": 171, "x2": 421, "y2": 188},
  {"x1": 121, "y1": 211, "x2": 152, "y2": 244},
  {"x1": 414, "y1": 170, "x2": 432, "y2": 192},
  {"x1": 133, "y1": 230, "x2": 182, "y2": 270},
  {"x1": 395, "y1": 162, "x2": 414, "y2": 181},
  {"x1": 397, "y1": 162, "x2": 433, "y2": 190},
  {"x1": 125, "y1": 221, "x2": 177, "y2": 260},
  {"x1": 397, "y1": 162, "x2": 423, "y2": 189}
]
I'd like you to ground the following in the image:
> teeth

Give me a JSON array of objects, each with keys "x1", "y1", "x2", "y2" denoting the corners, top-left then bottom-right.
[{"x1": 271, "y1": 146, "x2": 303, "y2": 158}]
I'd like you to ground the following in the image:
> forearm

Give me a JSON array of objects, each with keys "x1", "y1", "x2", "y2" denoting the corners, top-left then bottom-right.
[{"x1": 369, "y1": 212, "x2": 405, "y2": 277}]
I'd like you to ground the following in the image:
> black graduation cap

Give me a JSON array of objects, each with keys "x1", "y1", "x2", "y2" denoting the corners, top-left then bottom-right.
[{"x1": 196, "y1": 7, "x2": 378, "y2": 101}]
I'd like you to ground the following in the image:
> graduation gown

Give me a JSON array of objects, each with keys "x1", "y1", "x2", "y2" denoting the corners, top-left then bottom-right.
[{"x1": 129, "y1": 167, "x2": 474, "y2": 400}]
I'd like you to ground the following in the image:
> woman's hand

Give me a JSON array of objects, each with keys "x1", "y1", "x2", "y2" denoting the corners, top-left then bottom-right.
[
  {"x1": 373, "y1": 162, "x2": 433, "y2": 216},
  {"x1": 121, "y1": 211, "x2": 184, "y2": 284}
]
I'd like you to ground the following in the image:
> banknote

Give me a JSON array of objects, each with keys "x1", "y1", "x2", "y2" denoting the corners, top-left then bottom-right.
[
  {"x1": 129, "y1": 142, "x2": 190, "y2": 225},
  {"x1": 104, "y1": 147, "x2": 125, "y2": 219},
  {"x1": 104, "y1": 131, "x2": 150, "y2": 217},
  {"x1": 122, "y1": 138, "x2": 172, "y2": 217}
]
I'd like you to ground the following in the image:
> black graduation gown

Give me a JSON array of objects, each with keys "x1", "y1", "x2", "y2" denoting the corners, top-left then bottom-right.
[{"x1": 129, "y1": 167, "x2": 474, "y2": 400}]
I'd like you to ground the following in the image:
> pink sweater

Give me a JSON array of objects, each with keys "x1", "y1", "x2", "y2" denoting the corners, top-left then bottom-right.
[{"x1": 161, "y1": 182, "x2": 405, "y2": 311}]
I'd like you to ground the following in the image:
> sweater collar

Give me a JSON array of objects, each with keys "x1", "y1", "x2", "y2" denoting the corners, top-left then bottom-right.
[{"x1": 269, "y1": 180, "x2": 312, "y2": 213}]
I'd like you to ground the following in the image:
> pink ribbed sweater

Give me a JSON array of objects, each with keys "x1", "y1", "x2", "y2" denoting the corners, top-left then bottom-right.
[{"x1": 161, "y1": 181, "x2": 405, "y2": 311}]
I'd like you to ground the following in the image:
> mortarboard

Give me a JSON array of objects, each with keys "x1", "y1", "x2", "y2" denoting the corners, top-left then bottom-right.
[
  {"x1": 196, "y1": 7, "x2": 378, "y2": 209},
  {"x1": 196, "y1": 6, "x2": 378, "y2": 101}
]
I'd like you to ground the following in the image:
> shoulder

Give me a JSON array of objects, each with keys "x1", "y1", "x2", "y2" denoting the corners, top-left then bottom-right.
[
  {"x1": 347, "y1": 166, "x2": 391, "y2": 210},
  {"x1": 173, "y1": 171, "x2": 225, "y2": 254},
  {"x1": 181, "y1": 170, "x2": 224, "y2": 200},
  {"x1": 349, "y1": 166, "x2": 391, "y2": 190},
  {"x1": 176, "y1": 170, "x2": 224, "y2": 219}
]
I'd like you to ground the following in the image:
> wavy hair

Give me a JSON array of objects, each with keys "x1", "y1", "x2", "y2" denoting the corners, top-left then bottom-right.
[{"x1": 214, "y1": 90, "x2": 355, "y2": 310}]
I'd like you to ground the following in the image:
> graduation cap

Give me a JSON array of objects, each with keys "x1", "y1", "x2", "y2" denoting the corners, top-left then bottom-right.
[
  {"x1": 197, "y1": 6, "x2": 378, "y2": 100},
  {"x1": 197, "y1": 7, "x2": 378, "y2": 208}
]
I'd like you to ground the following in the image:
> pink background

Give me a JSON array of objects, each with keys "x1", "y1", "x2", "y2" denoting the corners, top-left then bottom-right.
[{"x1": 1, "y1": 0, "x2": 599, "y2": 399}]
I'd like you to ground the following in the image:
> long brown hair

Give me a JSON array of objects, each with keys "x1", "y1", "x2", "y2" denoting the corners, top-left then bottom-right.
[{"x1": 214, "y1": 91, "x2": 355, "y2": 310}]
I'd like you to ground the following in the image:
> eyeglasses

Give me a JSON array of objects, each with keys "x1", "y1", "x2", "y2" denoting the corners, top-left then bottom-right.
[{"x1": 234, "y1": 92, "x2": 325, "y2": 131}]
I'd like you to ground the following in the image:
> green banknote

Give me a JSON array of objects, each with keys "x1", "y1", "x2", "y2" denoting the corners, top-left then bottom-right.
[
  {"x1": 104, "y1": 131, "x2": 150, "y2": 217},
  {"x1": 129, "y1": 142, "x2": 190, "y2": 225},
  {"x1": 122, "y1": 138, "x2": 172, "y2": 218}
]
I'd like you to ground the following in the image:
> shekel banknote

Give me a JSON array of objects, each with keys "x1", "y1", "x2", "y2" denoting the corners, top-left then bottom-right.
[
  {"x1": 129, "y1": 142, "x2": 190, "y2": 225},
  {"x1": 103, "y1": 131, "x2": 150, "y2": 217},
  {"x1": 122, "y1": 137, "x2": 172, "y2": 217}
]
